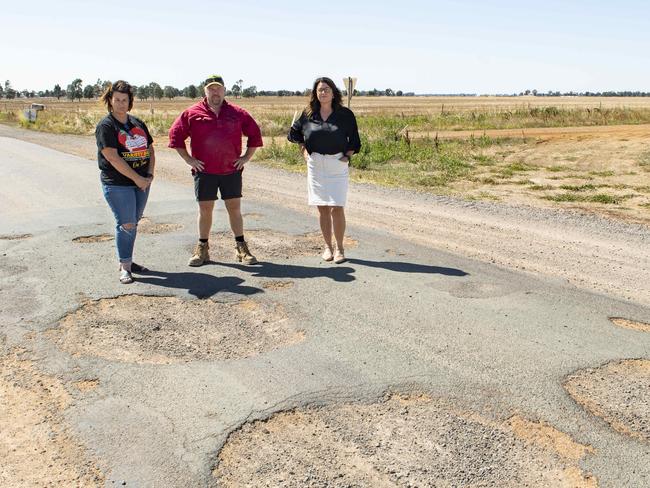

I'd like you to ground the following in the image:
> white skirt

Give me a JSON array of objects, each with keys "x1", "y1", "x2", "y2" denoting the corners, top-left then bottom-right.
[{"x1": 306, "y1": 152, "x2": 349, "y2": 206}]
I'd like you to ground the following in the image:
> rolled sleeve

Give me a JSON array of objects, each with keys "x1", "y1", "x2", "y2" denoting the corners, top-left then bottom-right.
[
  {"x1": 168, "y1": 111, "x2": 190, "y2": 149},
  {"x1": 242, "y1": 112, "x2": 263, "y2": 147},
  {"x1": 287, "y1": 113, "x2": 305, "y2": 144},
  {"x1": 346, "y1": 112, "x2": 361, "y2": 154}
]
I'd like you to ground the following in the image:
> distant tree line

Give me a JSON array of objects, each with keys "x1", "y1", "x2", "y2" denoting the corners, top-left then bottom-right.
[{"x1": 2, "y1": 79, "x2": 649, "y2": 100}]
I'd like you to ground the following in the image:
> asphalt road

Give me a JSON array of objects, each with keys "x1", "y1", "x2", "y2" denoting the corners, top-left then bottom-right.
[{"x1": 1, "y1": 136, "x2": 649, "y2": 487}]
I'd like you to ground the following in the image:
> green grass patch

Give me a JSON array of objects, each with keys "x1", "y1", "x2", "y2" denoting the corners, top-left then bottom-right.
[
  {"x1": 559, "y1": 184, "x2": 596, "y2": 191},
  {"x1": 589, "y1": 170, "x2": 615, "y2": 177},
  {"x1": 543, "y1": 192, "x2": 632, "y2": 204},
  {"x1": 529, "y1": 184, "x2": 554, "y2": 190},
  {"x1": 546, "y1": 165, "x2": 569, "y2": 172}
]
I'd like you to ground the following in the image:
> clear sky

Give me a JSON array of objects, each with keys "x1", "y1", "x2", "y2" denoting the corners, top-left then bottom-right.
[{"x1": 3, "y1": 0, "x2": 649, "y2": 94}]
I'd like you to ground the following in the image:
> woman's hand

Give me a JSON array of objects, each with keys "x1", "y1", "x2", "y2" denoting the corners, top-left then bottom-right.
[{"x1": 135, "y1": 175, "x2": 153, "y2": 191}]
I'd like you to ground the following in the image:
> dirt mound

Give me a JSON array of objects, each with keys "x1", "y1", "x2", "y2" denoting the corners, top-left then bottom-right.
[
  {"x1": 564, "y1": 359, "x2": 650, "y2": 443},
  {"x1": 0, "y1": 350, "x2": 104, "y2": 486},
  {"x1": 610, "y1": 317, "x2": 650, "y2": 333},
  {"x1": 203, "y1": 229, "x2": 358, "y2": 260},
  {"x1": 214, "y1": 394, "x2": 596, "y2": 487},
  {"x1": 47, "y1": 295, "x2": 304, "y2": 364},
  {"x1": 72, "y1": 234, "x2": 113, "y2": 243}
]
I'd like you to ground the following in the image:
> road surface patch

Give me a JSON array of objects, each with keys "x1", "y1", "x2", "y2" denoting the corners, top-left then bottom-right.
[
  {"x1": 204, "y1": 230, "x2": 358, "y2": 261},
  {"x1": 72, "y1": 234, "x2": 113, "y2": 243},
  {"x1": 213, "y1": 394, "x2": 597, "y2": 487},
  {"x1": 0, "y1": 233, "x2": 32, "y2": 240},
  {"x1": 47, "y1": 295, "x2": 304, "y2": 364},
  {"x1": 138, "y1": 217, "x2": 183, "y2": 234},
  {"x1": 610, "y1": 317, "x2": 650, "y2": 333},
  {"x1": 0, "y1": 349, "x2": 104, "y2": 486},
  {"x1": 564, "y1": 359, "x2": 650, "y2": 443},
  {"x1": 261, "y1": 280, "x2": 295, "y2": 291}
]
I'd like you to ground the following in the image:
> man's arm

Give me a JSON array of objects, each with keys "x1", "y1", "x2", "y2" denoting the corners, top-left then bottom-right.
[
  {"x1": 174, "y1": 147, "x2": 205, "y2": 172},
  {"x1": 234, "y1": 146, "x2": 258, "y2": 170}
]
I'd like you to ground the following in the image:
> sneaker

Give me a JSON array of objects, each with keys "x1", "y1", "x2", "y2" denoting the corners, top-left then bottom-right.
[
  {"x1": 188, "y1": 241, "x2": 209, "y2": 267},
  {"x1": 322, "y1": 247, "x2": 334, "y2": 261},
  {"x1": 333, "y1": 249, "x2": 346, "y2": 264},
  {"x1": 235, "y1": 241, "x2": 258, "y2": 265}
]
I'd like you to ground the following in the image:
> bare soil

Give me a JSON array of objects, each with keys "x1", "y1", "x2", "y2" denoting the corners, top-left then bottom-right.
[
  {"x1": 46, "y1": 295, "x2": 304, "y2": 364},
  {"x1": 610, "y1": 317, "x2": 650, "y2": 333},
  {"x1": 0, "y1": 349, "x2": 104, "y2": 487},
  {"x1": 564, "y1": 360, "x2": 650, "y2": 443},
  {"x1": 214, "y1": 394, "x2": 597, "y2": 487}
]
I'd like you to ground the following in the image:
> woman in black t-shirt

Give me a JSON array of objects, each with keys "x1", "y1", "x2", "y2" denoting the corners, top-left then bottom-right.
[
  {"x1": 288, "y1": 77, "x2": 361, "y2": 263},
  {"x1": 95, "y1": 80, "x2": 155, "y2": 284}
]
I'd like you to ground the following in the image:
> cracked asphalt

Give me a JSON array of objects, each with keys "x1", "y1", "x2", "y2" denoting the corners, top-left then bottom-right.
[{"x1": 1, "y1": 135, "x2": 649, "y2": 487}]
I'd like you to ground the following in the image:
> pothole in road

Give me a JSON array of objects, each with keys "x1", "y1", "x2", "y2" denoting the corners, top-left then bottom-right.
[
  {"x1": 564, "y1": 359, "x2": 650, "y2": 443},
  {"x1": 0, "y1": 349, "x2": 104, "y2": 486},
  {"x1": 200, "y1": 230, "x2": 358, "y2": 260},
  {"x1": 72, "y1": 234, "x2": 113, "y2": 243},
  {"x1": 610, "y1": 317, "x2": 650, "y2": 333},
  {"x1": 138, "y1": 217, "x2": 183, "y2": 234},
  {"x1": 0, "y1": 233, "x2": 33, "y2": 240},
  {"x1": 261, "y1": 280, "x2": 295, "y2": 291},
  {"x1": 214, "y1": 394, "x2": 597, "y2": 487},
  {"x1": 72, "y1": 219, "x2": 181, "y2": 243},
  {"x1": 47, "y1": 295, "x2": 304, "y2": 364}
]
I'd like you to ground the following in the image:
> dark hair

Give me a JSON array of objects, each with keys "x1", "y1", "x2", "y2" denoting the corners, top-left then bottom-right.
[
  {"x1": 100, "y1": 80, "x2": 134, "y2": 112},
  {"x1": 305, "y1": 77, "x2": 342, "y2": 117}
]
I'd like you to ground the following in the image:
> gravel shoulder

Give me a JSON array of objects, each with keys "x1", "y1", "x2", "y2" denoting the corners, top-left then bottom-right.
[{"x1": 1, "y1": 124, "x2": 644, "y2": 306}]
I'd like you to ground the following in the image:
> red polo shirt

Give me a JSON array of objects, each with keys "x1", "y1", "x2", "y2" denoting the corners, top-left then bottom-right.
[{"x1": 168, "y1": 98, "x2": 263, "y2": 175}]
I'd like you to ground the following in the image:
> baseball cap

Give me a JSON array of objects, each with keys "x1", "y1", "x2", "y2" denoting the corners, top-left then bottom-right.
[{"x1": 204, "y1": 75, "x2": 225, "y2": 87}]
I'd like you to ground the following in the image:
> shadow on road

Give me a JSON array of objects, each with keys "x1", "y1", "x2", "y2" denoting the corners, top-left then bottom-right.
[
  {"x1": 135, "y1": 270, "x2": 263, "y2": 298},
  {"x1": 347, "y1": 258, "x2": 468, "y2": 277},
  {"x1": 219, "y1": 261, "x2": 356, "y2": 283}
]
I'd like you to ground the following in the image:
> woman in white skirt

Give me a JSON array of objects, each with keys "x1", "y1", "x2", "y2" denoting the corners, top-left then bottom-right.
[{"x1": 288, "y1": 77, "x2": 361, "y2": 263}]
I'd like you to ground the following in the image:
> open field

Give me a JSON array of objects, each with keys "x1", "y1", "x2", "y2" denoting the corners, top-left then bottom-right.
[{"x1": 2, "y1": 96, "x2": 649, "y2": 224}]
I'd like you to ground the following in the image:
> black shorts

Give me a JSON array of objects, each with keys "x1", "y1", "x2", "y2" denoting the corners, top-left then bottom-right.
[{"x1": 194, "y1": 170, "x2": 243, "y2": 201}]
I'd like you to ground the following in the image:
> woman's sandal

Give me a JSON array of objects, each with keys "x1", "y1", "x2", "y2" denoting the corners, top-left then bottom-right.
[{"x1": 120, "y1": 269, "x2": 134, "y2": 284}]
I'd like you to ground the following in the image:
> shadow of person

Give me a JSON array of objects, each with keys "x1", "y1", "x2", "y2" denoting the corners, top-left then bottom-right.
[
  {"x1": 219, "y1": 261, "x2": 356, "y2": 283},
  {"x1": 346, "y1": 258, "x2": 468, "y2": 277},
  {"x1": 135, "y1": 269, "x2": 263, "y2": 298}
]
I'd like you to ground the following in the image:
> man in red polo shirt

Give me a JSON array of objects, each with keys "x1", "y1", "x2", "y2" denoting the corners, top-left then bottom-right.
[{"x1": 169, "y1": 75, "x2": 263, "y2": 266}]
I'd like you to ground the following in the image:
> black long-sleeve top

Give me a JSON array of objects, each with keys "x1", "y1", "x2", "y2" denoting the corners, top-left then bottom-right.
[{"x1": 288, "y1": 106, "x2": 361, "y2": 155}]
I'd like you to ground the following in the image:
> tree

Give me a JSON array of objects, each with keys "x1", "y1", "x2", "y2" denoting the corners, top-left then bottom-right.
[
  {"x1": 93, "y1": 78, "x2": 105, "y2": 98},
  {"x1": 396, "y1": 90, "x2": 403, "y2": 96},
  {"x1": 231, "y1": 79, "x2": 243, "y2": 98},
  {"x1": 385, "y1": 88, "x2": 394, "y2": 96},
  {"x1": 149, "y1": 82, "x2": 163, "y2": 100},
  {"x1": 83, "y1": 84, "x2": 95, "y2": 99},
  {"x1": 163, "y1": 85, "x2": 178, "y2": 99},
  {"x1": 4, "y1": 80, "x2": 16, "y2": 99},
  {"x1": 242, "y1": 85, "x2": 257, "y2": 98},
  {"x1": 137, "y1": 85, "x2": 151, "y2": 101},
  {"x1": 184, "y1": 85, "x2": 198, "y2": 99},
  {"x1": 67, "y1": 79, "x2": 83, "y2": 101},
  {"x1": 53, "y1": 84, "x2": 63, "y2": 100},
  {"x1": 0, "y1": 84, "x2": 3, "y2": 99}
]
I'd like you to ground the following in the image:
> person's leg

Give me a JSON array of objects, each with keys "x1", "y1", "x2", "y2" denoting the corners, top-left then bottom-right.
[
  {"x1": 130, "y1": 187, "x2": 150, "y2": 271},
  {"x1": 318, "y1": 205, "x2": 333, "y2": 249},
  {"x1": 198, "y1": 200, "x2": 215, "y2": 239},
  {"x1": 102, "y1": 184, "x2": 138, "y2": 280},
  {"x1": 331, "y1": 206, "x2": 347, "y2": 263},
  {"x1": 331, "y1": 206, "x2": 346, "y2": 251},
  {"x1": 223, "y1": 197, "x2": 244, "y2": 237}
]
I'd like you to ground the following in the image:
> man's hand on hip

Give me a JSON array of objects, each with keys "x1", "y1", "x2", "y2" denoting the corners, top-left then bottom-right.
[
  {"x1": 234, "y1": 157, "x2": 248, "y2": 170},
  {"x1": 185, "y1": 157, "x2": 205, "y2": 172}
]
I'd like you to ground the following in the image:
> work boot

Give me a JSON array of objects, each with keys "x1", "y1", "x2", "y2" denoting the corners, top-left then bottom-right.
[
  {"x1": 235, "y1": 241, "x2": 258, "y2": 265},
  {"x1": 188, "y1": 241, "x2": 209, "y2": 267}
]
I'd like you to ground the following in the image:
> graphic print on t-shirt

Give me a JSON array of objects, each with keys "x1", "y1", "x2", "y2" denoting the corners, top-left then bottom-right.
[{"x1": 118, "y1": 126, "x2": 150, "y2": 168}]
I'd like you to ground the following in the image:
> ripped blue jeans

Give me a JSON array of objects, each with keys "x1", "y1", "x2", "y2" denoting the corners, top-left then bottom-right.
[{"x1": 102, "y1": 183, "x2": 150, "y2": 264}]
